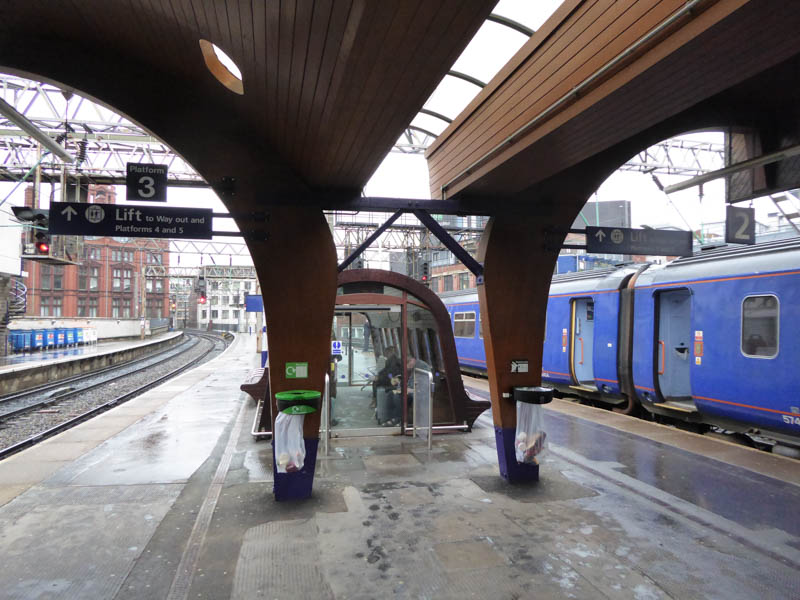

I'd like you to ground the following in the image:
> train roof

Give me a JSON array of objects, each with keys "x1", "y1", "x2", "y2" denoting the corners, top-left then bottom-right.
[
  {"x1": 635, "y1": 237, "x2": 800, "y2": 287},
  {"x1": 549, "y1": 264, "x2": 642, "y2": 294},
  {"x1": 440, "y1": 289, "x2": 479, "y2": 306}
]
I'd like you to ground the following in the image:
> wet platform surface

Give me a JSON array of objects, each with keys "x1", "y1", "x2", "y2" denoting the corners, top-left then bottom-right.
[
  {"x1": 0, "y1": 331, "x2": 183, "y2": 374},
  {"x1": 0, "y1": 334, "x2": 798, "y2": 599}
]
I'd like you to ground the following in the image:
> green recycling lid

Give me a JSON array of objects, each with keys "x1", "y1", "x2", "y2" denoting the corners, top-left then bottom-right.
[
  {"x1": 275, "y1": 390, "x2": 321, "y2": 402},
  {"x1": 281, "y1": 405, "x2": 317, "y2": 415}
]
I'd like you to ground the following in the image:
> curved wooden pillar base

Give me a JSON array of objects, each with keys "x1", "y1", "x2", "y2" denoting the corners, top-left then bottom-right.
[
  {"x1": 477, "y1": 211, "x2": 562, "y2": 482},
  {"x1": 247, "y1": 207, "x2": 337, "y2": 501}
]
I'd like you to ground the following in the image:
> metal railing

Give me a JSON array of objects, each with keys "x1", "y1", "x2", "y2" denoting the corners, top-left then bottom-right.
[{"x1": 412, "y1": 368, "x2": 433, "y2": 450}]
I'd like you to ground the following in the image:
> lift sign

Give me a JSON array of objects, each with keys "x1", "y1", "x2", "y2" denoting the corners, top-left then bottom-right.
[{"x1": 331, "y1": 341, "x2": 343, "y2": 356}]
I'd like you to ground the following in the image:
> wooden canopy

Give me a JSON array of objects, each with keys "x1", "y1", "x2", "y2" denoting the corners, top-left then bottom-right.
[{"x1": 0, "y1": 1, "x2": 494, "y2": 206}]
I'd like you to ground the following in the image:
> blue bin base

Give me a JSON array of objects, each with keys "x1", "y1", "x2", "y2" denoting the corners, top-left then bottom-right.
[
  {"x1": 273, "y1": 437, "x2": 318, "y2": 501},
  {"x1": 495, "y1": 426, "x2": 539, "y2": 483}
]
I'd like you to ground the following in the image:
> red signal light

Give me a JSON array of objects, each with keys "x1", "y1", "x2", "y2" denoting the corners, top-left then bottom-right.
[
  {"x1": 198, "y1": 294, "x2": 207, "y2": 304},
  {"x1": 421, "y1": 275, "x2": 428, "y2": 282},
  {"x1": 36, "y1": 241, "x2": 50, "y2": 254}
]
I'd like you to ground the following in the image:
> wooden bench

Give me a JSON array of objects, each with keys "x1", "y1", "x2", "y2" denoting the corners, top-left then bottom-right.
[{"x1": 240, "y1": 367, "x2": 270, "y2": 402}]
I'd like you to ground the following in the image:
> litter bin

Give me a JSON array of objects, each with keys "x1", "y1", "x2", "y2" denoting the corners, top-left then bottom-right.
[
  {"x1": 55, "y1": 328, "x2": 66, "y2": 347},
  {"x1": 9, "y1": 331, "x2": 22, "y2": 353},
  {"x1": 512, "y1": 386, "x2": 553, "y2": 466},
  {"x1": 273, "y1": 390, "x2": 321, "y2": 501},
  {"x1": 44, "y1": 329, "x2": 55, "y2": 348},
  {"x1": 32, "y1": 330, "x2": 45, "y2": 350},
  {"x1": 19, "y1": 331, "x2": 32, "y2": 353}
]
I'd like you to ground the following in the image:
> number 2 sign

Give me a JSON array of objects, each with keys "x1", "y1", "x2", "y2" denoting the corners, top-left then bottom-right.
[
  {"x1": 725, "y1": 205, "x2": 755, "y2": 245},
  {"x1": 126, "y1": 163, "x2": 168, "y2": 202}
]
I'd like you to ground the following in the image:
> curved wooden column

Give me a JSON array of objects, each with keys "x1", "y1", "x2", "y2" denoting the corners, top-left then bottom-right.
[
  {"x1": 477, "y1": 210, "x2": 561, "y2": 482},
  {"x1": 248, "y1": 207, "x2": 337, "y2": 500}
]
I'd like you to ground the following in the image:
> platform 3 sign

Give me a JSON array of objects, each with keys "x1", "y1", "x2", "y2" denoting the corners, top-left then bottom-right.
[
  {"x1": 49, "y1": 201, "x2": 213, "y2": 239},
  {"x1": 586, "y1": 226, "x2": 692, "y2": 256},
  {"x1": 126, "y1": 162, "x2": 167, "y2": 202}
]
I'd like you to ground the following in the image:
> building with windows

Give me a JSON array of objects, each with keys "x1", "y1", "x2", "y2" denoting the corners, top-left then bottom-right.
[
  {"x1": 194, "y1": 265, "x2": 259, "y2": 332},
  {"x1": 22, "y1": 185, "x2": 170, "y2": 320}
]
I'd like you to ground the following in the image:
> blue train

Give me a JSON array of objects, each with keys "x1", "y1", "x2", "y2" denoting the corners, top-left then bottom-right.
[{"x1": 442, "y1": 239, "x2": 800, "y2": 454}]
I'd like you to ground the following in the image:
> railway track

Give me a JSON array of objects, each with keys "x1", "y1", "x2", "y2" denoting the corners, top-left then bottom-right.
[{"x1": 0, "y1": 331, "x2": 230, "y2": 460}]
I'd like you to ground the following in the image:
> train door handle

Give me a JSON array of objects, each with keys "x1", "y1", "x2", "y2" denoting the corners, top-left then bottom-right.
[
  {"x1": 658, "y1": 340, "x2": 666, "y2": 375},
  {"x1": 579, "y1": 337, "x2": 584, "y2": 365}
]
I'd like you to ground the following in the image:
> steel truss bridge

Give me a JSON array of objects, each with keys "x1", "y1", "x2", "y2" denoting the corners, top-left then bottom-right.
[{"x1": 1, "y1": 73, "x2": 727, "y2": 267}]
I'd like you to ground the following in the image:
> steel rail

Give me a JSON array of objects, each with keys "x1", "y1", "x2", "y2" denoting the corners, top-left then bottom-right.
[
  {"x1": 0, "y1": 334, "x2": 190, "y2": 405},
  {"x1": 0, "y1": 336, "x2": 203, "y2": 421},
  {"x1": 0, "y1": 332, "x2": 229, "y2": 460}
]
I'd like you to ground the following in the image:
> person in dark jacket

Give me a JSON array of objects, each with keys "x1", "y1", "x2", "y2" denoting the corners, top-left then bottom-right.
[{"x1": 371, "y1": 346, "x2": 401, "y2": 407}]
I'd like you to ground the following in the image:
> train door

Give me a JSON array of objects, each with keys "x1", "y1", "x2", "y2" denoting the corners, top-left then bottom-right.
[
  {"x1": 656, "y1": 289, "x2": 692, "y2": 401},
  {"x1": 571, "y1": 298, "x2": 595, "y2": 387}
]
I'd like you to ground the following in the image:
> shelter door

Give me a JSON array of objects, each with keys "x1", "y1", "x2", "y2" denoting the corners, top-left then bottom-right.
[
  {"x1": 331, "y1": 308, "x2": 403, "y2": 435},
  {"x1": 571, "y1": 298, "x2": 595, "y2": 386},
  {"x1": 656, "y1": 290, "x2": 692, "y2": 401}
]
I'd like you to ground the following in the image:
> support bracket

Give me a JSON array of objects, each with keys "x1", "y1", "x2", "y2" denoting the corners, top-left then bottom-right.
[
  {"x1": 412, "y1": 209, "x2": 484, "y2": 280},
  {"x1": 337, "y1": 210, "x2": 403, "y2": 272}
]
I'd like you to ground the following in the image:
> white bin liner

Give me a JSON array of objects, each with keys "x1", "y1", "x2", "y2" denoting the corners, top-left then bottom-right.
[
  {"x1": 515, "y1": 401, "x2": 547, "y2": 465},
  {"x1": 274, "y1": 412, "x2": 306, "y2": 473}
]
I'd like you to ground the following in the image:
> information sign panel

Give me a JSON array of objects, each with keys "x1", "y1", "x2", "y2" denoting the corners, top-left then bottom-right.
[
  {"x1": 48, "y1": 201, "x2": 213, "y2": 239},
  {"x1": 285, "y1": 362, "x2": 308, "y2": 379},
  {"x1": 585, "y1": 226, "x2": 692, "y2": 256},
  {"x1": 331, "y1": 340, "x2": 343, "y2": 356},
  {"x1": 725, "y1": 205, "x2": 756, "y2": 244},
  {"x1": 126, "y1": 162, "x2": 168, "y2": 202}
]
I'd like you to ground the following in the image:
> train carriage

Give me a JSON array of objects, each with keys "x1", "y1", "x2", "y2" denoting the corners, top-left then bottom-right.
[
  {"x1": 631, "y1": 239, "x2": 800, "y2": 446},
  {"x1": 442, "y1": 238, "x2": 800, "y2": 453}
]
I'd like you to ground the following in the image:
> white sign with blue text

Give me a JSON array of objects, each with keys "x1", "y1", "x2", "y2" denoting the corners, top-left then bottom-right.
[{"x1": 331, "y1": 340, "x2": 343, "y2": 356}]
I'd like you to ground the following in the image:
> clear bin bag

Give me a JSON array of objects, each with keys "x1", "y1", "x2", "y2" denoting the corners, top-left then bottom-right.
[
  {"x1": 274, "y1": 412, "x2": 306, "y2": 473},
  {"x1": 515, "y1": 401, "x2": 547, "y2": 464}
]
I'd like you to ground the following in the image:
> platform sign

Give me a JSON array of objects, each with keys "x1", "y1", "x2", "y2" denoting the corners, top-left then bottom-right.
[
  {"x1": 331, "y1": 340, "x2": 343, "y2": 356},
  {"x1": 725, "y1": 205, "x2": 756, "y2": 245},
  {"x1": 49, "y1": 201, "x2": 213, "y2": 239},
  {"x1": 586, "y1": 226, "x2": 692, "y2": 256},
  {"x1": 126, "y1": 162, "x2": 168, "y2": 202}
]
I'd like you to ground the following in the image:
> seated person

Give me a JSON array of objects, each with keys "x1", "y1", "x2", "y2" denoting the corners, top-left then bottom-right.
[
  {"x1": 383, "y1": 356, "x2": 432, "y2": 426},
  {"x1": 371, "y1": 347, "x2": 401, "y2": 407}
]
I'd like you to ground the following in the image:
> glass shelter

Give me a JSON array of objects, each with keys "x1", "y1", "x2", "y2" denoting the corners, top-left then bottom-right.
[{"x1": 329, "y1": 270, "x2": 488, "y2": 437}]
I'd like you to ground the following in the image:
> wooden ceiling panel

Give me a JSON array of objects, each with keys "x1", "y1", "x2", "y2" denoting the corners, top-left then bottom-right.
[{"x1": 0, "y1": 0, "x2": 495, "y2": 201}]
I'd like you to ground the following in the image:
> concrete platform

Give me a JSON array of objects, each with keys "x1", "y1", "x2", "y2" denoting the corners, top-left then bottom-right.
[
  {"x1": 0, "y1": 331, "x2": 184, "y2": 395},
  {"x1": 0, "y1": 334, "x2": 798, "y2": 599},
  {"x1": 0, "y1": 330, "x2": 183, "y2": 374}
]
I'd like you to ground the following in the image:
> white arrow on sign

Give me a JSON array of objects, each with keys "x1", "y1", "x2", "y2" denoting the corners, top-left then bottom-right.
[
  {"x1": 61, "y1": 205, "x2": 78, "y2": 221},
  {"x1": 594, "y1": 229, "x2": 606, "y2": 242}
]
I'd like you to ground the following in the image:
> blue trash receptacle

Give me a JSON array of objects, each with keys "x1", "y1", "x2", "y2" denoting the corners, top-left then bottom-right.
[
  {"x1": 65, "y1": 329, "x2": 75, "y2": 346},
  {"x1": 45, "y1": 329, "x2": 55, "y2": 348},
  {"x1": 9, "y1": 331, "x2": 21, "y2": 353},
  {"x1": 55, "y1": 329, "x2": 66, "y2": 347},
  {"x1": 21, "y1": 331, "x2": 32, "y2": 352},
  {"x1": 76, "y1": 328, "x2": 84, "y2": 345},
  {"x1": 32, "y1": 330, "x2": 45, "y2": 350}
]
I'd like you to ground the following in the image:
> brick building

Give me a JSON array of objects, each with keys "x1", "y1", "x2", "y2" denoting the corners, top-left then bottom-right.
[{"x1": 23, "y1": 185, "x2": 170, "y2": 320}]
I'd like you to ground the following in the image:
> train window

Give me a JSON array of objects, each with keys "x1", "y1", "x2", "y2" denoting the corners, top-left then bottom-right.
[
  {"x1": 453, "y1": 312, "x2": 476, "y2": 338},
  {"x1": 741, "y1": 295, "x2": 779, "y2": 358}
]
